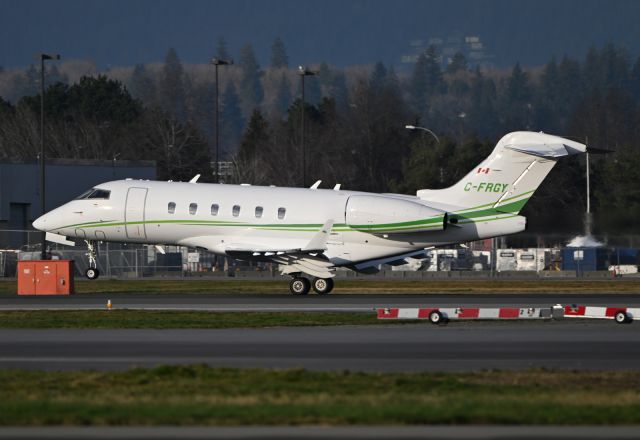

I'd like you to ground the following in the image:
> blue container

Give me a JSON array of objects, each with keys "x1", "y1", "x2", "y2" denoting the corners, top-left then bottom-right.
[
  {"x1": 611, "y1": 248, "x2": 639, "y2": 265},
  {"x1": 561, "y1": 248, "x2": 610, "y2": 271}
]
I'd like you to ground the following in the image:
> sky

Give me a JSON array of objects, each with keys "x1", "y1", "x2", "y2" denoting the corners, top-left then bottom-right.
[{"x1": 1, "y1": 0, "x2": 639, "y2": 69}]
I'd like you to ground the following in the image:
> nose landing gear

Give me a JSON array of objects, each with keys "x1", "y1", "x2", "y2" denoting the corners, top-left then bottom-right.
[{"x1": 84, "y1": 240, "x2": 100, "y2": 280}]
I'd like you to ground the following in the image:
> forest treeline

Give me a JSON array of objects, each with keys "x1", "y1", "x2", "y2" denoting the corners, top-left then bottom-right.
[{"x1": 1, "y1": 38, "x2": 640, "y2": 234}]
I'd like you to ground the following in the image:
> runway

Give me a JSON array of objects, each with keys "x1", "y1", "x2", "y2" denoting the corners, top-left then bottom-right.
[
  {"x1": 1, "y1": 321, "x2": 638, "y2": 371},
  {"x1": 1, "y1": 293, "x2": 639, "y2": 311}
]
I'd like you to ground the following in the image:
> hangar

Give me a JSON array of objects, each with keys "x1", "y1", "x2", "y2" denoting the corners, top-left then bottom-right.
[{"x1": 0, "y1": 158, "x2": 155, "y2": 249}]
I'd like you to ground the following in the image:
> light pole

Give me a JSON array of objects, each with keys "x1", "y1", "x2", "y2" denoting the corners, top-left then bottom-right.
[
  {"x1": 405, "y1": 124, "x2": 443, "y2": 184},
  {"x1": 39, "y1": 53, "x2": 60, "y2": 260},
  {"x1": 211, "y1": 58, "x2": 233, "y2": 183},
  {"x1": 405, "y1": 125, "x2": 440, "y2": 144},
  {"x1": 298, "y1": 66, "x2": 317, "y2": 187}
]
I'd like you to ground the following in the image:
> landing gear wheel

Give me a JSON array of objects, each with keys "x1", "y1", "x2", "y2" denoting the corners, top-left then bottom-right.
[
  {"x1": 289, "y1": 277, "x2": 311, "y2": 295},
  {"x1": 429, "y1": 310, "x2": 445, "y2": 325},
  {"x1": 85, "y1": 267, "x2": 100, "y2": 280},
  {"x1": 312, "y1": 278, "x2": 334, "y2": 295},
  {"x1": 615, "y1": 310, "x2": 631, "y2": 324}
]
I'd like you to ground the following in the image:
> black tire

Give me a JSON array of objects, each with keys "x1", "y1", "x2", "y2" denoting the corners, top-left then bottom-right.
[
  {"x1": 615, "y1": 310, "x2": 631, "y2": 324},
  {"x1": 85, "y1": 267, "x2": 100, "y2": 280},
  {"x1": 289, "y1": 277, "x2": 310, "y2": 295},
  {"x1": 429, "y1": 310, "x2": 443, "y2": 325},
  {"x1": 312, "y1": 277, "x2": 334, "y2": 294}
]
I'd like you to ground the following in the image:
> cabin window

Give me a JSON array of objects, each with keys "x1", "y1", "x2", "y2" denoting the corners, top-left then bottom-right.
[
  {"x1": 211, "y1": 204, "x2": 219, "y2": 216},
  {"x1": 278, "y1": 207, "x2": 286, "y2": 219},
  {"x1": 189, "y1": 203, "x2": 198, "y2": 215},
  {"x1": 168, "y1": 202, "x2": 176, "y2": 214},
  {"x1": 232, "y1": 205, "x2": 241, "y2": 217},
  {"x1": 255, "y1": 206, "x2": 263, "y2": 218},
  {"x1": 76, "y1": 188, "x2": 111, "y2": 200}
]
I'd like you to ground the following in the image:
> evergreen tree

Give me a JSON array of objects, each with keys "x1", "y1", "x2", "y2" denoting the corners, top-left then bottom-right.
[
  {"x1": 220, "y1": 82, "x2": 244, "y2": 155},
  {"x1": 446, "y1": 52, "x2": 468, "y2": 74},
  {"x1": 386, "y1": 66, "x2": 401, "y2": 96},
  {"x1": 330, "y1": 72, "x2": 349, "y2": 110},
  {"x1": 468, "y1": 67, "x2": 498, "y2": 138},
  {"x1": 274, "y1": 73, "x2": 292, "y2": 115},
  {"x1": 0, "y1": 96, "x2": 12, "y2": 115},
  {"x1": 238, "y1": 43, "x2": 264, "y2": 116},
  {"x1": 129, "y1": 64, "x2": 156, "y2": 106},
  {"x1": 507, "y1": 62, "x2": 531, "y2": 103},
  {"x1": 46, "y1": 64, "x2": 68, "y2": 86},
  {"x1": 270, "y1": 37, "x2": 289, "y2": 68},
  {"x1": 21, "y1": 64, "x2": 40, "y2": 97},
  {"x1": 300, "y1": 74, "x2": 321, "y2": 106},
  {"x1": 600, "y1": 42, "x2": 630, "y2": 89},
  {"x1": 236, "y1": 108, "x2": 270, "y2": 182},
  {"x1": 215, "y1": 36, "x2": 231, "y2": 60},
  {"x1": 369, "y1": 61, "x2": 387, "y2": 91},
  {"x1": 424, "y1": 45, "x2": 444, "y2": 96},
  {"x1": 631, "y1": 56, "x2": 640, "y2": 101},
  {"x1": 537, "y1": 56, "x2": 561, "y2": 131},
  {"x1": 583, "y1": 45, "x2": 602, "y2": 93},
  {"x1": 318, "y1": 62, "x2": 332, "y2": 87},
  {"x1": 159, "y1": 48, "x2": 186, "y2": 119},
  {"x1": 557, "y1": 55, "x2": 582, "y2": 119},
  {"x1": 67, "y1": 75, "x2": 142, "y2": 124},
  {"x1": 409, "y1": 54, "x2": 428, "y2": 114},
  {"x1": 502, "y1": 62, "x2": 532, "y2": 130}
]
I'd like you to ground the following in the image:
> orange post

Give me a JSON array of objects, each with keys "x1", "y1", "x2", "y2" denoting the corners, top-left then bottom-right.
[{"x1": 17, "y1": 260, "x2": 75, "y2": 295}]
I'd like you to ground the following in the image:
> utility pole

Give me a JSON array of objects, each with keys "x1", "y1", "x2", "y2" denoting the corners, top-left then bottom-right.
[
  {"x1": 211, "y1": 58, "x2": 233, "y2": 183},
  {"x1": 298, "y1": 66, "x2": 316, "y2": 187},
  {"x1": 39, "y1": 53, "x2": 60, "y2": 260}
]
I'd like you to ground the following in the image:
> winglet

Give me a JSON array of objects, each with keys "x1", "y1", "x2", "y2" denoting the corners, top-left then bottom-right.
[
  {"x1": 189, "y1": 174, "x2": 201, "y2": 183},
  {"x1": 302, "y1": 219, "x2": 334, "y2": 251},
  {"x1": 310, "y1": 180, "x2": 321, "y2": 189}
]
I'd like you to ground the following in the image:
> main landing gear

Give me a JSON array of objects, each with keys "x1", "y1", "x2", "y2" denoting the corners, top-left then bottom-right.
[
  {"x1": 84, "y1": 240, "x2": 100, "y2": 280},
  {"x1": 289, "y1": 276, "x2": 334, "y2": 295}
]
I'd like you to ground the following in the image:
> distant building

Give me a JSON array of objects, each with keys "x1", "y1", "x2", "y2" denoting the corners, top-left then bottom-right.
[
  {"x1": 0, "y1": 158, "x2": 156, "y2": 249},
  {"x1": 401, "y1": 33, "x2": 494, "y2": 70}
]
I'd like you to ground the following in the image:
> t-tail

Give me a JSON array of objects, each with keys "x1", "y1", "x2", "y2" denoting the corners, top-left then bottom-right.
[{"x1": 417, "y1": 131, "x2": 586, "y2": 216}]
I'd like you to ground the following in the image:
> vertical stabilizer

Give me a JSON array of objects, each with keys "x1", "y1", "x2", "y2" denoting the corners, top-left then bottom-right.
[{"x1": 416, "y1": 132, "x2": 585, "y2": 214}]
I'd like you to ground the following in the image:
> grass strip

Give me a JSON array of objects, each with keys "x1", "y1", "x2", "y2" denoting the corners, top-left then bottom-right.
[
  {"x1": 0, "y1": 310, "x2": 396, "y2": 329},
  {"x1": 1, "y1": 278, "x2": 640, "y2": 295},
  {"x1": 1, "y1": 366, "x2": 640, "y2": 425}
]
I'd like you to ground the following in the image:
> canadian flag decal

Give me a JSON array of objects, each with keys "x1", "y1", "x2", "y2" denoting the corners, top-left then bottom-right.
[{"x1": 477, "y1": 167, "x2": 490, "y2": 174}]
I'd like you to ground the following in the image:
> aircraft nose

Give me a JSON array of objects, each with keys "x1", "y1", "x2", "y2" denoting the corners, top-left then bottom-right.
[{"x1": 33, "y1": 214, "x2": 48, "y2": 231}]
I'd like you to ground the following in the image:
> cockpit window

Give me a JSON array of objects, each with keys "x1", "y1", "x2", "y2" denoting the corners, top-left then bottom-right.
[{"x1": 75, "y1": 188, "x2": 111, "y2": 200}]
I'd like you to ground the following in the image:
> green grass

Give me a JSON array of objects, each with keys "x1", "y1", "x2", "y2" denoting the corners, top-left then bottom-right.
[
  {"x1": 2, "y1": 278, "x2": 640, "y2": 295},
  {"x1": 1, "y1": 366, "x2": 640, "y2": 425},
  {"x1": 0, "y1": 310, "x2": 393, "y2": 328}
]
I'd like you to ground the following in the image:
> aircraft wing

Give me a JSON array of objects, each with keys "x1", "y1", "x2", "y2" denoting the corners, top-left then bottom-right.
[
  {"x1": 224, "y1": 220, "x2": 337, "y2": 278},
  {"x1": 348, "y1": 248, "x2": 432, "y2": 274}
]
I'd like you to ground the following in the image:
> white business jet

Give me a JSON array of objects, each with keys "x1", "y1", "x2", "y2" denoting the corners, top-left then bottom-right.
[{"x1": 33, "y1": 131, "x2": 586, "y2": 295}]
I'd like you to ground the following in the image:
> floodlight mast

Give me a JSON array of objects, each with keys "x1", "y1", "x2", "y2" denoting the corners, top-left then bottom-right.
[
  {"x1": 211, "y1": 58, "x2": 233, "y2": 184},
  {"x1": 39, "y1": 53, "x2": 60, "y2": 260}
]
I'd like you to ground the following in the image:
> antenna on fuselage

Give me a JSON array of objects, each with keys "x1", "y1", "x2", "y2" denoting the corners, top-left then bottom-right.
[
  {"x1": 310, "y1": 180, "x2": 321, "y2": 189},
  {"x1": 333, "y1": 184, "x2": 341, "y2": 191},
  {"x1": 189, "y1": 174, "x2": 201, "y2": 183}
]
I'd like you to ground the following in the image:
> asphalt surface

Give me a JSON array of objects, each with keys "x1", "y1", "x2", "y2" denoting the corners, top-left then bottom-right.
[
  {"x1": 0, "y1": 320, "x2": 638, "y2": 371},
  {"x1": 1, "y1": 293, "x2": 640, "y2": 311},
  {"x1": 1, "y1": 426, "x2": 639, "y2": 439}
]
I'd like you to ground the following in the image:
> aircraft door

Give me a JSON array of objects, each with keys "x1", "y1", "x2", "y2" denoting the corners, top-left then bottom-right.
[{"x1": 125, "y1": 187, "x2": 148, "y2": 240}]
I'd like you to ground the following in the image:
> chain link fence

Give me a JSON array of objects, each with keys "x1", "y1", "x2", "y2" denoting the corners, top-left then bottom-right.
[{"x1": 1, "y1": 229, "x2": 639, "y2": 278}]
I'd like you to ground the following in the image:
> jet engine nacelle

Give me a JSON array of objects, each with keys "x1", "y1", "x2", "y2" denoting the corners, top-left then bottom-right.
[{"x1": 345, "y1": 195, "x2": 447, "y2": 234}]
